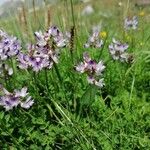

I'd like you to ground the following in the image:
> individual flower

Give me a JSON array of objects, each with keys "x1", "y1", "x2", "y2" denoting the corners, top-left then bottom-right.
[
  {"x1": 81, "y1": 5, "x2": 94, "y2": 16},
  {"x1": 95, "y1": 78, "x2": 105, "y2": 88},
  {"x1": 0, "y1": 87, "x2": 34, "y2": 111},
  {"x1": 84, "y1": 26, "x2": 103, "y2": 48},
  {"x1": 29, "y1": 56, "x2": 50, "y2": 72},
  {"x1": 118, "y1": 2, "x2": 123, "y2": 7},
  {"x1": 0, "y1": 30, "x2": 7, "y2": 38},
  {"x1": 109, "y1": 38, "x2": 130, "y2": 62},
  {"x1": 34, "y1": 31, "x2": 48, "y2": 47},
  {"x1": 0, "y1": 95, "x2": 20, "y2": 111},
  {"x1": 15, "y1": 87, "x2": 28, "y2": 98},
  {"x1": 0, "y1": 63, "x2": 13, "y2": 76},
  {"x1": 20, "y1": 96, "x2": 34, "y2": 109},
  {"x1": 124, "y1": 16, "x2": 138, "y2": 30},
  {"x1": 100, "y1": 31, "x2": 107, "y2": 38},
  {"x1": 17, "y1": 53, "x2": 30, "y2": 69},
  {"x1": 75, "y1": 52, "x2": 105, "y2": 87},
  {"x1": 139, "y1": 11, "x2": 145, "y2": 17}
]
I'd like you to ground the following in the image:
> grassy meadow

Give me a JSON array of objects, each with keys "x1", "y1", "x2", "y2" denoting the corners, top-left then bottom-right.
[{"x1": 0, "y1": 0, "x2": 150, "y2": 149}]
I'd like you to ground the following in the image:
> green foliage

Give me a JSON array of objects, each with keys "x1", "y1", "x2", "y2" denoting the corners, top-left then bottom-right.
[{"x1": 0, "y1": 0, "x2": 150, "y2": 149}]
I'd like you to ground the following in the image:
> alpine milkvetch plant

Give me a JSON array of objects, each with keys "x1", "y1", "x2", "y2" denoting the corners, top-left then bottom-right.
[
  {"x1": 0, "y1": 86, "x2": 34, "y2": 111},
  {"x1": 17, "y1": 26, "x2": 67, "y2": 72},
  {"x1": 84, "y1": 26, "x2": 103, "y2": 48},
  {"x1": 124, "y1": 16, "x2": 138, "y2": 30},
  {"x1": 75, "y1": 52, "x2": 105, "y2": 87},
  {"x1": 109, "y1": 38, "x2": 131, "y2": 62}
]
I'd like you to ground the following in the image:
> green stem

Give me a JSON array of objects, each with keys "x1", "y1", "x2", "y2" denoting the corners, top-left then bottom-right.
[
  {"x1": 33, "y1": 71, "x2": 39, "y2": 96},
  {"x1": 70, "y1": 0, "x2": 75, "y2": 28},
  {"x1": 44, "y1": 68, "x2": 49, "y2": 91},
  {"x1": 53, "y1": 63, "x2": 62, "y2": 83}
]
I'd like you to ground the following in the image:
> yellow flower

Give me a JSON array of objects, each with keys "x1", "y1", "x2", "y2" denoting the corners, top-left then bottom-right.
[
  {"x1": 100, "y1": 31, "x2": 107, "y2": 38},
  {"x1": 139, "y1": 11, "x2": 145, "y2": 17},
  {"x1": 140, "y1": 42, "x2": 143, "y2": 46}
]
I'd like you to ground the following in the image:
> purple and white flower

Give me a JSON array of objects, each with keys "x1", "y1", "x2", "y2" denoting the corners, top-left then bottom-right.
[
  {"x1": 0, "y1": 87, "x2": 34, "y2": 111},
  {"x1": 17, "y1": 53, "x2": 29, "y2": 69},
  {"x1": 109, "y1": 38, "x2": 129, "y2": 62},
  {"x1": 20, "y1": 96, "x2": 34, "y2": 109},
  {"x1": 84, "y1": 26, "x2": 103, "y2": 48},
  {"x1": 81, "y1": 5, "x2": 94, "y2": 16},
  {"x1": 75, "y1": 52, "x2": 105, "y2": 87},
  {"x1": 0, "y1": 95, "x2": 20, "y2": 111},
  {"x1": 124, "y1": 16, "x2": 138, "y2": 30},
  {"x1": 0, "y1": 32, "x2": 21, "y2": 60},
  {"x1": 29, "y1": 56, "x2": 50, "y2": 72}
]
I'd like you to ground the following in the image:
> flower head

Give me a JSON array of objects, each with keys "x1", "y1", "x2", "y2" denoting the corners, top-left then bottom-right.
[
  {"x1": 84, "y1": 26, "x2": 103, "y2": 48},
  {"x1": 0, "y1": 31, "x2": 21, "y2": 60},
  {"x1": 75, "y1": 52, "x2": 105, "y2": 87},
  {"x1": 100, "y1": 31, "x2": 107, "y2": 38},
  {"x1": 20, "y1": 96, "x2": 34, "y2": 109},
  {"x1": 81, "y1": 5, "x2": 94, "y2": 16},
  {"x1": 0, "y1": 87, "x2": 34, "y2": 111},
  {"x1": 109, "y1": 38, "x2": 129, "y2": 62},
  {"x1": 124, "y1": 16, "x2": 138, "y2": 30}
]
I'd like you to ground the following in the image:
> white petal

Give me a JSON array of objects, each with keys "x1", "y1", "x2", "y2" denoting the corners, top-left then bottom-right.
[
  {"x1": 95, "y1": 78, "x2": 105, "y2": 88},
  {"x1": 15, "y1": 87, "x2": 28, "y2": 98},
  {"x1": 21, "y1": 97, "x2": 34, "y2": 109},
  {"x1": 8, "y1": 68, "x2": 13, "y2": 75}
]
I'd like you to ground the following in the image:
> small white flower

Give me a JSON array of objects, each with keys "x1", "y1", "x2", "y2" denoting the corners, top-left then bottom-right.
[
  {"x1": 15, "y1": 87, "x2": 28, "y2": 98},
  {"x1": 81, "y1": 5, "x2": 94, "y2": 16},
  {"x1": 87, "y1": 76, "x2": 95, "y2": 84},
  {"x1": 20, "y1": 96, "x2": 34, "y2": 109},
  {"x1": 56, "y1": 39, "x2": 66, "y2": 48},
  {"x1": 95, "y1": 78, "x2": 105, "y2": 88},
  {"x1": 8, "y1": 68, "x2": 13, "y2": 75},
  {"x1": 3, "y1": 88, "x2": 11, "y2": 95},
  {"x1": 34, "y1": 31, "x2": 47, "y2": 47},
  {"x1": 95, "y1": 61, "x2": 105, "y2": 75},
  {"x1": 76, "y1": 62, "x2": 86, "y2": 73},
  {"x1": 124, "y1": 16, "x2": 138, "y2": 30},
  {"x1": 84, "y1": 42, "x2": 90, "y2": 48},
  {"x1": 109, "y1": 38, "x2": 129, "y2": 62},
  {"x1": 95, "y1": 40, "x2": 103, "y2": 48}
]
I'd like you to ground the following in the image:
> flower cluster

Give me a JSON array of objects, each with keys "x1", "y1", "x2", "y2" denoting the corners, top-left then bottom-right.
[
  {"x1": 17, "y1": 44, "x2": 53, "y2": 72},
  {"x1": 0, "y1": 30, "x2": 21, "y2": 60},
  {"x1": 84, "y1": 26, "x2": 103, "y2": 48},
  {"x1": 0, "y1": 86, "x2": 34, "y2": 111},
  {"x1": 17, "y1": 26, "x2": 68, "y2": 72},
  {"x1": 109, "y1": 38, "x2": 131, "y2": 62},
  {"x1": 124, "y1": 16, "x2": 138, "y2": 30},
  {"x1": 0, "y1": 30, "x2": 21, "y2": 77},
  {"x1": 76, "y1": 52, "x2": 105, "y2": 87}
]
